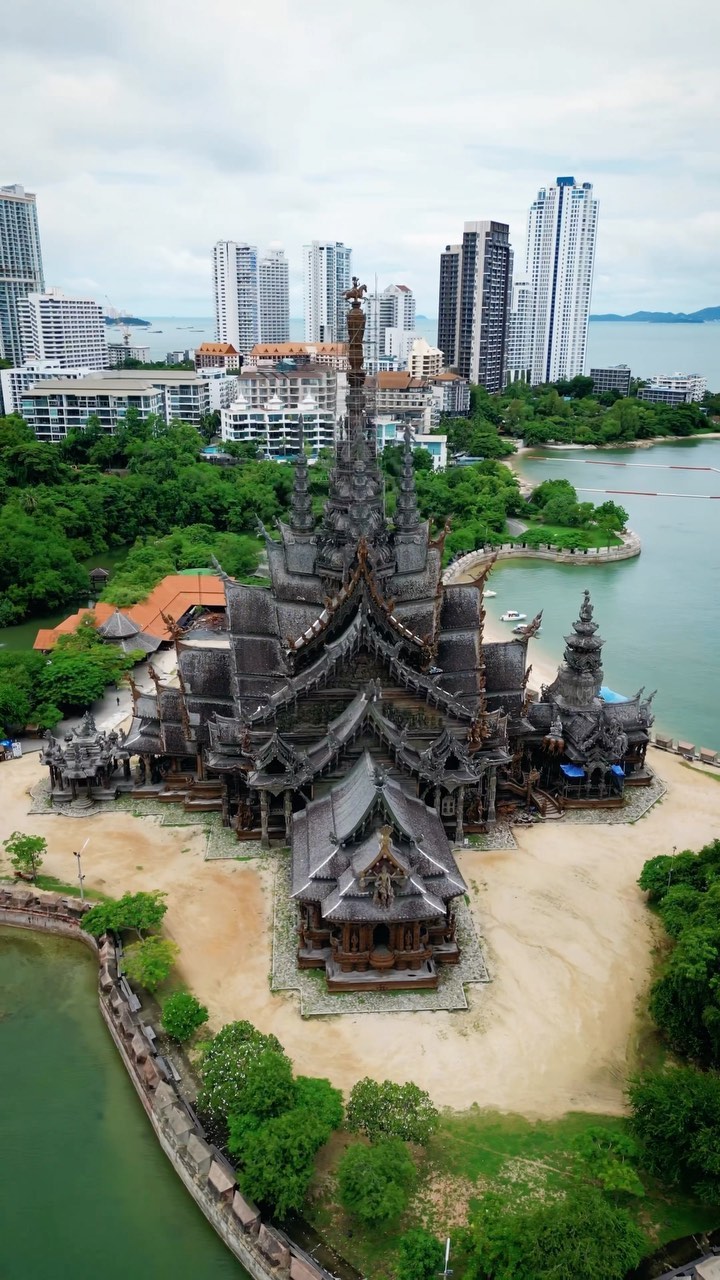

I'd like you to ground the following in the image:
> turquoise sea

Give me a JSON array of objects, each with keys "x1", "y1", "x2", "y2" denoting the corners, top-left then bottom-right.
[{"x1": 489, "y1": 438, "x2": 720, "y2": 751}]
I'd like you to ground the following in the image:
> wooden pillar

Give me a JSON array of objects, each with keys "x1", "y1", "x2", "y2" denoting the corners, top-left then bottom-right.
[
  {"x1": 487, "y1": 768, "x2": 497, "y2": 824},
  {"x1": 123, "y1": 758, "x2": 131, "y2": 780},
  {"x1": 260, "y1": 790, "x2": 269, "y2": 848},
  {"x1": 455, "y1": 785, "x2": 465, "y2": 844},
  {"x1": 196, "y1": 749, "x2": 204, "y2": 780},
  {"x1": 284, "y1": 789, "x2": 292, "y2": 842}
]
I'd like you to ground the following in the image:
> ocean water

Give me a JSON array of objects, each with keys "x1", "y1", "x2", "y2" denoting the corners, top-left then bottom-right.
[
  {"x1": 491, "y1": 438, "x2": 720, "y2": 751},
  {"x1": 0, "y1": 927, "x2": 245, "y2": 1279},
  {"x1": 131, "y1": 317, "x2": 720, "y2": 391}
]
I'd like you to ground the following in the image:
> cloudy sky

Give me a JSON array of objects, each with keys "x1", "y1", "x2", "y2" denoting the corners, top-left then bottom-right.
[{"x1": 2, "y1": 0, "x2": 719, "y2": 318}]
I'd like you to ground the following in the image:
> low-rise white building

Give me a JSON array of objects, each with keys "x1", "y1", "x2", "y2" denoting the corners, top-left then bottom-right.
[
  {"x1": 244, "y1": 342, "x2": 348, "y2": 371},
  {"x1": 20, "y1": 377, "x2": 163, "y2": 441},
  {"x1": 107, "y1": 343, "x2": 150, "y2": 366},
  {"x1": 221, "y1": 390, "x2": 335, "y2": 456},
  {"x1": 429, "y1": 372, "x2": 471, "y2": 417},
  {"x1": 407, "y1": 337, "x2": 443, "y2": 379},
  {"x1": 194, "y1": 342, "x2": 240, "y2": 371},
  {"x1": 0, "y1": 360, "x2": 91, "y2": 415},
  {"x1": 637, "y1": 372, "x2": 707, "y2": 405},
  {"x1": 370, "y1": 372, "x2": 438, "y2": 430},
  {"x1": 375, "y1": 420, "x2": 447, "y2": 470}
]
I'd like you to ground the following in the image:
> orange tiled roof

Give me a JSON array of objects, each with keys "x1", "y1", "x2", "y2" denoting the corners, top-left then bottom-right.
[
  {"x1": 375, "y1": 372, "x2": 426, "y2": 390},
  {"x1": 196, "y1": 342, "x2": 239, "y2": 356},
  {"x1": 249, "y1": 342, "x2": 347, "y2": 357},
  {"x1": 33, "y1": 575, "x2": 227, "y2": 650}
]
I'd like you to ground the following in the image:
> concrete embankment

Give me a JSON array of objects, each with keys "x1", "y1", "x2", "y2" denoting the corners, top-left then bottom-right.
[
  {"x1": 0, "y1": 887, "x2": 334, "y2": 1280},
  {"x1": 442, "y1": 530, "x2": 641, "y2": 584}
]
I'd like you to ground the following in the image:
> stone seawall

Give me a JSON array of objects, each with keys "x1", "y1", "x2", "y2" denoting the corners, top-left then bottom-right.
[
  {"x1": 0, "y1": 888, "x2": 333, "y2": 1280},
  {"x1": 443, "y1": 530, "x2": 641, "y2": 583}
]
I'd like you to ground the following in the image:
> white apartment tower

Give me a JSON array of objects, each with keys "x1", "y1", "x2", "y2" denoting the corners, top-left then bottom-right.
[
  {"x1": 258, "y1": 248, "x2": 289, "y2": 343},
  {"x1": 213, "y1": 241, "x2": 260, "y2": 356},
  {"x1": 364, "y1": 283, "x2": 416, "y2": 372},
  {"x1": 20, "y1": 289, "x2": 108, "y2": 370},
  {"x1": 506, "y1": 279, "x2": 533, "y2": 384},
  {"x1": 527, "y1": 177, "x2": 598, "y2": 384},
  {"x1": 0, "y1": 184, "x2": 44, "y2": 364},
  {"x1": 303, "y1": 241, "x2": 352, "y2": 343}
]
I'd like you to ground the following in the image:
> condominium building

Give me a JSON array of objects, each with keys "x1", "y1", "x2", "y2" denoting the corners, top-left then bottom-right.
[
  {"x1": 637, "y1": 373, "x2": 707, "y2": 405},
  {"x1": 259, "y1": 248, "x2": 289, "y2": 343},
  {"x1": 408, "y1": 337, "x2": 443, "y2": 379},
  {"x1": 364, "y1": 284, "x2": 416, "y2": 372},
  {"x1": 245, "y1": 342, "x2": 348, "y2": 371},
  {"x1": 238, "y1": 365, "x2": 341, "y2": 417},
  {"x1": 20, "y1": 378, "x2": 164, "y2": 442},
  {"x1": 220, "y1": 391, "x2": 335, "y2": 456},
  {"x1": 369, "y1": 372, "x2": 438, "y2": 431},
  {"x1": 0, "y1": 184, "x2": 44, "y2": 364},
  {"x1": 303, "y1": 241, "x2": 352, "y2": 343},
  {"x1": 436, "y1": 222, "x2": 513, "y2": 393},
  {"x1": 429, "y1": 372, "x2": 471, "y2": 417},
  {"x1": 0, "y1": 360, "x2": 91, "y2": 416},
  {"x1": 526, "y1": 177, "x2": 598, "y2": 384},
  {"x1": 194, "y1": 342, "x2": 240, "y2": 371},
  {"x1": 437, "y1": 244, "x2": 461, "y2": 370},
  {"x1": 506, "y1": 279, "x2": 533, "y2": 385},
  {"x1": 213, "y1": 241, "x2": 259, "y2": 356},
  {"x1": 590, "y1": 365, "x2": 632, "y2": 396},
  {"x1": 20, "y1": 288, "x2": 107, "y2": 369},
  {"x1": 107, "y1": 343, "x2": 150, "y2": 366}
]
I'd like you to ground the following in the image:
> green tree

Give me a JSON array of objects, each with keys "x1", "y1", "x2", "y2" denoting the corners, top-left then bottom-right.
[
  {"x1": 239, "y1": 1108, "x2": 327, "y2": 1219},
  {"x1": 197, "y1": 1020, "x2": 285, "y2": 1126},
  {"x1": 122, "y1": 936, "x2": 179, "y2": 993},
  {"x1": 338, "y1": 1139, "x2": 416, "y2": 1224},
  {"x1": 464, "y1": 1188, "x2": 647, "y2": 1280},
  {"x1": 293, "y1": 1076, "x2": 344, "y2": 1135},
  {"x1": 396, "y1": 1228, "x2": 446, "y2": 1280},
  {"x1": 628, "y1": 1067, "x2": 720, "y2": 1199},
  {"x1": 161, "y1": 990, "x2": 209, "y2": 1042},
  {"x1": 346, "y1": 1077, "x2": 439, "y2": 1144},
  {"x1": 225, "y1": 1048, "x2": 297, "y2": 1146},
  {"x1": 2, "y1": 830, "x2": 47, "y2": 881},
  {"x1": 82, "y1": 890, "x2": 168, "y2": 938},
  {"x1": 572, "y1": 1126, "x2": 645, "y2": 1197}
]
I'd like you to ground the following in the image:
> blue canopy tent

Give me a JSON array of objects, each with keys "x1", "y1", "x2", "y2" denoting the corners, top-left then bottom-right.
[{"x1": 560, "y1": 764, "x2": 585, "y2": 778}]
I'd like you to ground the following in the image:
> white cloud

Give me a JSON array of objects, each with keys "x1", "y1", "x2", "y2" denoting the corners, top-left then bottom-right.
[{"x1": 2, "y1": 0, "x2": 719, "y2": 315}]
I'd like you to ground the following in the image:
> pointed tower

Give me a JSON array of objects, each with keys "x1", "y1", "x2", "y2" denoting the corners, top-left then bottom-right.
[
  {"x1": 316, "y1": 278, "x2": 392, "y2": 581},
  {"x1": 545, "y1": 589, "x2": 605, "y2": 708},
  {"x1": 394, "y1": 425, "x2": 422, "y2": 536},
  {"x1": 288, "y1": 433, "x2": 315, "y2": 537}
]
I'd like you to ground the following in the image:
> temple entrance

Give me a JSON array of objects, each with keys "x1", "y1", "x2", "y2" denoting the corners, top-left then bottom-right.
[{"x1": 372, "y1": 923, "x2": 390, "y2": 951}]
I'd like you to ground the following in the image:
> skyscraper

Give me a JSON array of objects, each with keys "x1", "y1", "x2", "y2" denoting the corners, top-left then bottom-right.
[
  {"x1": 0, "y1": 184, "x2": 44, "y2": 364},
  {"x1": 20, "y1": 288, "x2": 108, "y2": 369},
  {"x1": 436, "y1": 222, "x2": 513, "y2": 392},
  {"x1": 526, "y1": 177, "x2": 598, "y2": 384},
  {"x1": 258, "y1": 248, "x2": 289, "y2": 343},
  {"x1": 213, "y1": 241, "x2": 259, "y2": 356},
  {"x1": 303, "y1": 241, "x2": 352, "y2": 343},
  {"x1": 364, "y1": 283, "x2": 416, "y2": 371},
  {"x1": 506, "y1": 278, "x2": 533, "y2": 385}
]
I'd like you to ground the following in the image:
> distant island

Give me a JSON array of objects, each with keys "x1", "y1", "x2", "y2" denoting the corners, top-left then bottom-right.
[
  {"x1": 103, "y1": 315, "x2": 151, "y2": 328},
  {"x1": 591, "y1": 306, "x2": 720, "y2": 324}
]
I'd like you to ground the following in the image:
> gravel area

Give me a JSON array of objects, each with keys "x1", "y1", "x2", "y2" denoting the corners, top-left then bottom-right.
[{"x1": 270, "y1": 855, "x2": 490, "y2": 1017}]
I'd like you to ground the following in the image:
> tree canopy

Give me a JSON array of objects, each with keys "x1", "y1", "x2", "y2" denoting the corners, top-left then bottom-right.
[
  {"x1": 337, "y1": 1138, "x2": 417, "y2": 1224},
  {"x1": 346, "y1": 1077, "x2": 439, "y2": 1144}
]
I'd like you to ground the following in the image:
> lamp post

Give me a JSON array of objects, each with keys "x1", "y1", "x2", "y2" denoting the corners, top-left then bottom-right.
[
  {"x1": 74, "y1": 838, "x2": 89, "y2": 902},
  {"x1": 439, "y1": 1238, "x2": 453, "y2": 1280}
]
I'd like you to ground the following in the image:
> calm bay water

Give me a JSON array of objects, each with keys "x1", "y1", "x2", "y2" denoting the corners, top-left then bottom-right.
[
  {"x1": 489, "y1": 438, "x2": 720, "y2": 750},
  {"x1": 0, "y1": 927, "x2": 245, "y2": 1280}
]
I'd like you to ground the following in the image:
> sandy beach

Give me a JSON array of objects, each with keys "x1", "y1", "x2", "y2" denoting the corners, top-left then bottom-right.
[{"x1": 3, "y1": 747, "x2": 719, "y2": 1120}]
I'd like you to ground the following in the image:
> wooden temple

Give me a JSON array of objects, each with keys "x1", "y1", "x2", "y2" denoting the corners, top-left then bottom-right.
[{"x1": 50, "y1": 277, "x2": 657, "y2": 992}]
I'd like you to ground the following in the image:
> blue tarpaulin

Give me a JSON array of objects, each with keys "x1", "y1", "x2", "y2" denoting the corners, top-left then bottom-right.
[
  {"x1": 611, "y1": 764, "x2": 625, "y2": 776},
  {"x1": 599, "y1": 686, "x2": 628, "y2": 703},
  {"x1": 560, "y1": 764, "x2": 585, "y2": 778}
]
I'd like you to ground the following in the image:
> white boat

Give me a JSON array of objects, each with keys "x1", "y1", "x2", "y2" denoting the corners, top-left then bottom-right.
[
  {"x1": 513, "y1": 623, "x2": 541, "y2": 635},
  {"x1": 484, "y1": 589, "x2": 497, "y2": 598},
  {"x1": 501, "y1": 609, "x2": 527, "y2": 622}
]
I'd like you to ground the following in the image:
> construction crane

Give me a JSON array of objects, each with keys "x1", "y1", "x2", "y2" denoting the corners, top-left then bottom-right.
[{"x1": 104, "y1": 296, "x2": 132, "y2": 348}]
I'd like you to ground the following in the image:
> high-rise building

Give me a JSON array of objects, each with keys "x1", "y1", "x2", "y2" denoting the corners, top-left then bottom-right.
[
  {"x1": 20, "y1": 288, "x2": 107, "y2": 370},
  {"x1": 506, "y1": 278, "x2": 533, "y2": 385},
  {"x1": 259, "y1": 248, "x2": 289, "y2": 343},
  {"x1": 303, "y1": 241, "x2": 352, "y2": 343},
  {"x1": 213, "y1": 241, "x2": 259, "y2": 356},
  {"x1": 0, "y1": 184, "x2": 44, "y2": 364},
  {"x1": 407, "y1": 337, "x2": 443, "y2": 379},
  {"x1": 437, "y1": 244, "x2": 461, "y2": 369},
  {"x1": 364, "y1": 283, "x2": 416, "y2": 371},
  {"x1": 436, "y1": 222, "x2": 512, "y2": 392},
  {"x1": 526, "y1": 176, "x2": 598, "y2": 384}
]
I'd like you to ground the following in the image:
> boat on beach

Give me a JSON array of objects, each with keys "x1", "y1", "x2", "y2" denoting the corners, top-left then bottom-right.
[
  {"x1": 485, "y1": 589, "x2": 497, "y2": 597},
  {"x1": 501, "y1": 609, "x2": 527, "y2": 622}
]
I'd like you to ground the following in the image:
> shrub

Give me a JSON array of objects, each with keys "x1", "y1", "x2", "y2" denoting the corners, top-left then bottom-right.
[
  {"x1": 337, "y1": 1139, "x2": 416, "y2": 1224},
  {"x1": 628, "y1": 1068, "x2": 720, "y2": 1200},
  {"x1": 346, "y1": 1077, "x2": 439, "y2": 1144},
  {"x1": 161, "y1": 990, "x2": 209, "y2": 1043},
  {"x1": 122, "y1": 936, "x2": 178, "y2": 992}
]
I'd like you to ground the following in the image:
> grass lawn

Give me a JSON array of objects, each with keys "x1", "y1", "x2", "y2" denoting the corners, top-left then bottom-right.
[
  {"x1": 307, "y1": 1109, "x2": 717, "y2": 1279},
  {"x1": 515, "y1": 522, "x2": 623, "y2": 549}
]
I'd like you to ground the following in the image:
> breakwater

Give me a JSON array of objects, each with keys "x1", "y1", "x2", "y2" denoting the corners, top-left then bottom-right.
[
  {"x1": 0, "y1": 887, "x2": 332, "y2": 1280},
  {"x1": 442, "y1": 530, "x2": 641, "y2": 584}
]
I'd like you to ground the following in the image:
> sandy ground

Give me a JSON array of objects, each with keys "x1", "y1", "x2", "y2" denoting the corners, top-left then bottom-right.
[{"x1": 3, "y1": 747, "x2": 719, "y2": 1119}]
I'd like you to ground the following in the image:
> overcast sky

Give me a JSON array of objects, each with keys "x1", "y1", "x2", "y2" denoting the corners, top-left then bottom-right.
[{"x1": 2, "y1": 0, "x2": 719, "y2": 318}]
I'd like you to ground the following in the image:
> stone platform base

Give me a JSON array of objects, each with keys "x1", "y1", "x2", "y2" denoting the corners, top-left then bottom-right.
[{"x1": 326, "y1": 958, "x2": 438, "y2": 992}]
